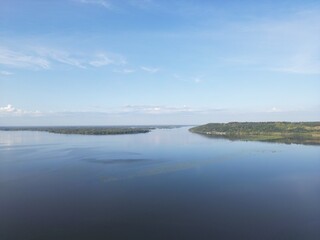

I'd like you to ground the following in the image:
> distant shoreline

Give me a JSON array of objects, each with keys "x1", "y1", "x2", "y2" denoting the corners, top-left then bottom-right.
[
  {"x1": 0, "y1": 125, "x2": 184, "y2": 135},
  {"x1": 189, "y1": 122, "x2": 320, "y2": 145}
]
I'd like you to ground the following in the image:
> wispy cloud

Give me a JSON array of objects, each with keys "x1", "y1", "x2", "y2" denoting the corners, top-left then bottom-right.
[
  {"x1": 122, "y1": 105, "x2": 191, "y2": 114},
  {"x1": 89, "y1": 54, "x2": 114, "y2": 67},
  {"x1": 75, "y1": 0, "x2": 111, "y2": 9},
  {"x1": 0, "y1": 47, "x2": 50, "y2": 69},
  {"x1": 90, "y1": 53, "x2": 126, "y2": 67},
  {"x1": 35, "y1": 48, "x2": 86, "y2": 68},
  {"x1": 75, "y1": 0, "x2": 157, "y2": 10},
  {"x1": 0, "y1": 70, "x2": 13, "y2": 76},
  {"x1": 113, "y1": 68, "x2": 135, "y2": 74},
  {"x1": 267, "y1": 107, "x2": 282, "y2": 113},
  {"x1": 121, "y1": 105, "x2": 224, "y2": 115},
  {"x1": 0, "y1": 47, "x2": 127, "y2": 70},
  {"x1": 141, "y1": 66, "x2": 159, "y2": 73},
  {"x1": 271, "y1": 52, "x2": 320, "y2": 74},
  {"x1": 172, "y1": 74, "x2": 204, "y2": 84}
]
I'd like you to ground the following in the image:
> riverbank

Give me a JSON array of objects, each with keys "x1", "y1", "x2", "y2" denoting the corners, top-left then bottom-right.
[{"x1": 189, "y1": 122, "x2": 320, "y2": 145}]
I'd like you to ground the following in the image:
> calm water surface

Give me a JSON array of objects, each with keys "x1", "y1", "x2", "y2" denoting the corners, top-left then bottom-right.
[{"x1": 0, "y1": 127, "x2": 319, "y2": 240}]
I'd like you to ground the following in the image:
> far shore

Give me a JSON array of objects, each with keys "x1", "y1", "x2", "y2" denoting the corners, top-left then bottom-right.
[{"x1": 189, "y1": 122, "x2": 320, "y2": 145}]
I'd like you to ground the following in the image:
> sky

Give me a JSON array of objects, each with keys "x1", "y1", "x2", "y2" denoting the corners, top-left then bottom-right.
[{"x1": 0, "y1": 0, "x2": 319, "y2": 125}]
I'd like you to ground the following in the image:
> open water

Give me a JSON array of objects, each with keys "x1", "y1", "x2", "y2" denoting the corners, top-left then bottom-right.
[{"x1": 0, "y1": 127, "x2": 319, "y2": 239}]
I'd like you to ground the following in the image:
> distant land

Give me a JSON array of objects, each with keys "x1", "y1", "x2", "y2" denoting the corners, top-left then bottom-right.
[
  {"x1": 189, "y1": 122, "x2": 320, "y2": 145},
  {"x1": 0, "y1": 125, "x2": 183, "y2": 135}
]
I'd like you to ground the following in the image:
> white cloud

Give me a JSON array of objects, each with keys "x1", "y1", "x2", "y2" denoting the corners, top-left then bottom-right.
[
  {"x1": 0, "y1": 105, "x2": 16, "y2": 113},
  {"x1": 75, "y1": 0, "x2": 111, "y2": 9},
  {"x1": 141, "y1": 66, "x2": 159, "y2": 73},
  {"x1": 268, "y1": 107, "x2": 282, "y2": 113},
  {"x1": 0, "y1": 104, "x2": 41, "y2": 116}
]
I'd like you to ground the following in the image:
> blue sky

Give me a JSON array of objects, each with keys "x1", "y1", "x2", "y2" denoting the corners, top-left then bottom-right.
[{"x1": 0, "y1": 0, "x2": 319, "y2": 125}]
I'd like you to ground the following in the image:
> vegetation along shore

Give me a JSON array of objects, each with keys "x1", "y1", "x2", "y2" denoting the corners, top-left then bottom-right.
[
  {"x1": 0, "y1": 126, "x2": 153, "y2": 135},
  {"x1": 0, "y1": 125, "x2": 183, "y2": 135},
  {"x1": 189, "y1": 122, "x2": 320, "y2": 145}
]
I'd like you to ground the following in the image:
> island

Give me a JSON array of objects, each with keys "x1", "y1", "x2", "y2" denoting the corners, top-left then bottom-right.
[
  {"x1": 0, "y1": 125, "x2": 185, "y2": 135},
  {"x1": 0, "y1": 126, "x2": 153, "y2": 135},
  {"x1": 189, "y1": 122, "x2": 320, "y2": 145}
]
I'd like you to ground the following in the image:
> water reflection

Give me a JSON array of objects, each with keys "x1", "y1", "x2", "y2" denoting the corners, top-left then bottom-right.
[
  {"x1": 194, "y1": 132, "x2": 320, "y2": 146},
  {"x1": 0, "y1": 128, "x2": 319, "y2": 240}
]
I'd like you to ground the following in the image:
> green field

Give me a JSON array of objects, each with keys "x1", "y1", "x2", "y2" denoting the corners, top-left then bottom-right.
[{"x1": 189, "y1": 122, "x2": 320, "y2": 145}]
